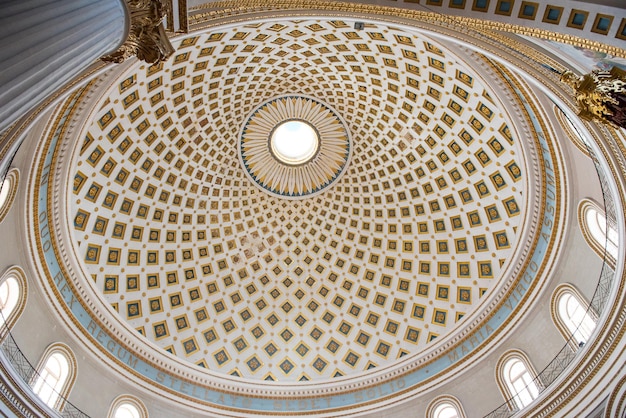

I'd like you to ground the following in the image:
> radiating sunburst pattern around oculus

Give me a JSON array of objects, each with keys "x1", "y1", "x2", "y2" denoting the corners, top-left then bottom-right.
[{"x1": 239, "y1": 95, "x2": 351, "y2": 199}]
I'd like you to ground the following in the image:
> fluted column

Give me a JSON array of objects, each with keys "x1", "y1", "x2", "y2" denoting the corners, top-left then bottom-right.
[{"x1": 0, "y1": 0, "x2": 128, "y2": 133}]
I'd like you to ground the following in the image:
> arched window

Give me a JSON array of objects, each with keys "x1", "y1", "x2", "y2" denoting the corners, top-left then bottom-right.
[
  {"x1": 496, "y1": 350, "x2": 542, "y2": 411},
  {"x1": 0, "y1": 266, "x2": 27, "y2": 334},
  {"x1": 31, "y1": 343, "x2": 77, "y2": 411},
  {"x1": 0, "y1": 276, "x2": 19, "y2": 321},
  {"x1": 108, "y1": 395, "x2": 148, "y2": 418},
  {"x1": 434, "y1": 403, "x2": 459, "y2": 418},
  {"x1": 426, "y1": 395, "x2": 466, "y2": 418},
  {"x1": 114, "y1": 403, "x2": 141, "y2": 418},
  {"x1": 551, "y1": 284, "x2": 597, "y2": 349},
  {"x1": 579, "y1": 199, "x2": 619, "y2": 265},
  {"x1": 0, "y1": 168, "x2": 19, "y2": 224}
]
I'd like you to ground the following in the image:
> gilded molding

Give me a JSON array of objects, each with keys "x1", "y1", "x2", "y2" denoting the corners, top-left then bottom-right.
[
  {"x1": 0, "y1": 168, "x2": 19, "y2": 225},
  {"x1": 188, "y1": 0, "x2": 626, "y2": 58},
  {"x1": 577, "y1": 198, "x2": 617, "y2": 269},
  {"x1": 14, "y1": 6, "x2": 624, "y2": 414},
  {"x1": 605, "y1": 374, "x2": 626, "y2": 418},
  {"x1": 517, "y1": 86, "x2": 626, "y2": 418},
  {"x1": 0, "y1": 361, "x2": 47, "y2": 418},
  {"x1": 107, "y1": 395, "x2": 149, "y2": 418},
  {"x1": 31, "y1": 58, "x2": 560, "y2": 416},
  {"x1": 178, "y1": 0, "x2": 188, "y2": 33},
  {"x1": 0, "y1": 265, "x2": 28, "y2": 340},
  {"x1": 25, "y1": 30, "x2": 569, "y2": 415},
  {"x1": 102, "y1": 0, "x2": 175, "y2": 64}
]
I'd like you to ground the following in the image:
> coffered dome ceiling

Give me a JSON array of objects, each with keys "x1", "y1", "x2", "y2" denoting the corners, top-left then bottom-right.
[{"x1": 53, "y1": 18, "x2": 537, "y2": 385}]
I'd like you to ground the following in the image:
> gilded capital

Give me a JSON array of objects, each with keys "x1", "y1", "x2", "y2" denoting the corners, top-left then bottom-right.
[
  {"x1": 562, "y1": 68, "x2": 626, "y2": 129},
  {"x1": 102, "y1": 0, "x2": 175, "y2": 64}
]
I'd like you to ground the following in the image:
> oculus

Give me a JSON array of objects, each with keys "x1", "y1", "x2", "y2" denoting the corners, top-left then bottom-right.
[
  {"x1": 269, "y1": 120, "x2": 320, "y2": 165},
  {"x1": 239, "y1": 95, "x2": 351, "y2": 199}
]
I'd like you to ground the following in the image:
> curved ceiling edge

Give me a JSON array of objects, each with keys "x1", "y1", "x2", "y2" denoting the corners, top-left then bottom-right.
[{"x1": 27, "y1": 16, "x2": 569, "y2": 416}]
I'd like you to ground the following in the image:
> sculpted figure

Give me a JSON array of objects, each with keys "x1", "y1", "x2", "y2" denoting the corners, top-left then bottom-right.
[
  {"x1": 102, "y1": 0, "x2": 175, "y2": 64},
  {"x1": 561, "y1": 67, "x2": 626, "y2": 129}
]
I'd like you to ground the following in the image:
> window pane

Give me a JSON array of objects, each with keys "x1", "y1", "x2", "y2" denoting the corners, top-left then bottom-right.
[
  {"x1": 33, "y1": 352, "x2": 70, "y2": 409},
  {"x1": 114, "y1": 403, "x2": 141, "y2": 418},
  {"x1": 0, "y1": 277, "x2": 19, "y2": 322},
  {"x1": 33, "y1": 371, "x2": 60, "y2": 406},
  {"x1": 587, "y1": 208, "x2": 618, "y2": 259},
  {"x1": 504, "y1": 358, "x2": 539, "y2": 409},
  {"x1": 434, "y1": 403, "x2": 459, "y2": 418},
  {"x1": 0, "y1": 179, "x2": 10, "y2": 208},
  {"x1": 558, "y1": 292, "x2": 596, "y2": 344}
]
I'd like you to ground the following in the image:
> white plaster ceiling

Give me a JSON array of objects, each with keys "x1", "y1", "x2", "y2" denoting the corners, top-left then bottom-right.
[{"x1": 65, "y1": 19, "x2": 528, "y2": 381}]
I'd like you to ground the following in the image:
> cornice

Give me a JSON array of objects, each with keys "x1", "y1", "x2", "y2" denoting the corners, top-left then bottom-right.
[{"x1": 187, "y1": 1, "x2": 626, "y2": 58}]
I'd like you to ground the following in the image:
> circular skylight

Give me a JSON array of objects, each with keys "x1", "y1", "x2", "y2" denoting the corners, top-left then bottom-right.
[
  {"x1": 239, "y1": 95, "x2": 351, "y2": 199},
  {"x1": 270, "y1": 120, "x2": 319, "y2": 165}
]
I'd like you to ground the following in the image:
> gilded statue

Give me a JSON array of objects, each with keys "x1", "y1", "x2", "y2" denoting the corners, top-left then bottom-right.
[
  {"x1": 561, "y1": 67, "x2": 626, "y2": 129},
  {"x1": 102, "y1": 0, "x2": 175, "y2": 64}
]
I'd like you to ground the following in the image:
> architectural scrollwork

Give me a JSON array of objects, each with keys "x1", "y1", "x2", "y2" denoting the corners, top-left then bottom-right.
[
  {"x1": 561, "y1": 67, "x2": 626, "y2": 129},
  {"x1": 102, "y1": 0, "x2": 175, "y2": 64}
]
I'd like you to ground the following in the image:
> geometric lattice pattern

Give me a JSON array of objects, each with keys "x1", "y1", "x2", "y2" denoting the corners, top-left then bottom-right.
[{"x1": 68, "y1": 20, "x2": 525, "y2": 381}]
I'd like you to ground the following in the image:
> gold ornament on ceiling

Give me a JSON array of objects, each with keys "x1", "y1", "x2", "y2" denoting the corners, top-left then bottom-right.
[
  {"x1": 66, "y1": 19, "x2": 528, "y2": 382},
  {"x1": 101, "y1": 0, "x2": 175, "y2": 64},
  {"x1": 561, "y1": 67, "x2": 626, "y2": 129}
]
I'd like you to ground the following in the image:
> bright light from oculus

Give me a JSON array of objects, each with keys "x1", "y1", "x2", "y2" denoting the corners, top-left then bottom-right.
[{"x1": 270, "y1": 120, "x2": 319, "y2": 165}]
